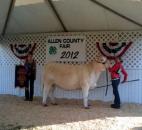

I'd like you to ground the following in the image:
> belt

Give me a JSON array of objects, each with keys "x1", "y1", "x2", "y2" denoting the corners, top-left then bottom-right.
[{"x1": 112, "y1": 78, "x2": 120, "y2": 80}]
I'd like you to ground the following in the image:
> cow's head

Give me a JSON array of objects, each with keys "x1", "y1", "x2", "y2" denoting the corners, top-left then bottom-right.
[
  {"x1": 93, "y1": 55, "x2": 109, "y2": 72},
  {"x1": 95, "y1": 55, "x2": 107, "y2": 64}
]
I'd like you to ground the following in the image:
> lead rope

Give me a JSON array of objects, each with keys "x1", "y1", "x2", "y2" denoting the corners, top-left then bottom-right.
[{"x1": 105, "y1": 67, "x2": 109, "y2": 96}]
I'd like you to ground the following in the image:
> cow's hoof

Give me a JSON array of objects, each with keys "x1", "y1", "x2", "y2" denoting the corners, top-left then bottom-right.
[
  {"x1": 42, "y1": 104, "x2": 48, "y2": 107},
  {"x1": 84, "y1": 106, "x2": 90, "y2": 109},
  {"x1": 51, "y1": 103, "x2": 58, "y2": 105},
  {"x1": 88, "y1": 104, "x2": 91, "y2": 106}
]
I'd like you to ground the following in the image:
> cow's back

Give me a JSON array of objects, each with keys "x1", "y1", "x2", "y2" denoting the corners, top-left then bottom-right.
[{"x1": 44, "y1": 63, "x2": 87, "y2": 90}]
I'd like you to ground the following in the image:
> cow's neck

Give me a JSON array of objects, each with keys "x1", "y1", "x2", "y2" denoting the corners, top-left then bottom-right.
[
  {"x1": 91, "y1": 70, "x2": 101, "y2": 81},
  {"x1": 87, "y1": 62, "x2": 103, "y2": 87},
  {"x1": 89, "y1": 70, "x2": 101, "y2": 88},
  {"x1": 88, "y1": 61, "x2": 104, "y2": 73}
]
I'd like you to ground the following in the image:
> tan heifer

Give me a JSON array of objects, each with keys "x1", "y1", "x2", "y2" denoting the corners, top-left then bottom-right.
[{"x1": 43, "y1": 57, "x2": 108, "y2": 109}]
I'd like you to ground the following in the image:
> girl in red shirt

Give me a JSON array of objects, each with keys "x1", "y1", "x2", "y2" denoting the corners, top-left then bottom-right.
[{"x1": 108, "y1": 57, "x2": 128, "y2": 109}]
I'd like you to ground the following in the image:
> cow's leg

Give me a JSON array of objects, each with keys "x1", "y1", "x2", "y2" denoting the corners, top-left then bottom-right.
[
  {"x1": 82, "y1": 85, "x2": 90, "y2": 109},
  {"x1": 42, "y1": 83, "x2": 51, "y2": 106},
  {"x1": 50, "y1": 86, "x2": 57, "y2": 105}
]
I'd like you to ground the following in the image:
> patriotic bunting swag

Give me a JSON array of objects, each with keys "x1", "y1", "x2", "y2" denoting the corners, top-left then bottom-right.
[
  {"x1": 10, "y1": 43, "x2": 36, "y2": 59},
  {"x1": 96, "y1": 42, "x2": 132, "y2": 59}
]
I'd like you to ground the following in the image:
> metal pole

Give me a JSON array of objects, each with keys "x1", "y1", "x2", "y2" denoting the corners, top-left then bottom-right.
[
  {"x1": 2, "y1": 0, "x2": 16, "y2": 36},
  {"x1": 45, "y1": 0, "x2": 68, "y2": 32},
  {"x1": 89, "y1": 0, "x2": 142, "y2": 28},
  {"x1": 96, "y1": 79, "x2": 140, "y2": 89}
]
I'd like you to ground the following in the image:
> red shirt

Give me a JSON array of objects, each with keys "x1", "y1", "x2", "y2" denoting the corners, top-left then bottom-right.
[{"x1": 109, "y1": 62, "x2": 128, "y2": 81}]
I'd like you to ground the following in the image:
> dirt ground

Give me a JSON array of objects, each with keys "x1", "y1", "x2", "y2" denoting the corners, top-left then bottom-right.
[{"x1": 0, "y1": 95, "x2": 142, "y2": 130}]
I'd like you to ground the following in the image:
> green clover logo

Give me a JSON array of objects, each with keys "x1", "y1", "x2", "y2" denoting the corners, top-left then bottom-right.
[{"x1": 49, "y1": 46, "x2": 57, "y2": 55}]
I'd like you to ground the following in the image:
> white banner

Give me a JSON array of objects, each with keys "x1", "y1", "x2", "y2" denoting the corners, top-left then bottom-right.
[{"x1": 46, "y1": 36, "x2": 86, "y2": 62}]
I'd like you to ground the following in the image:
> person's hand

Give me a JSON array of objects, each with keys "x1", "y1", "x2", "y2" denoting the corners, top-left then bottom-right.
[
  {"x1": 108, "y1": 67, "x2": 111, "y2": 72},
  {"x1": 121, "y1": 80, "x2": 126, "y2": 84}
]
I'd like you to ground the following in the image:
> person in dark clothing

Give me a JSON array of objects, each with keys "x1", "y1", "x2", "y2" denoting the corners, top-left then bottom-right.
[
  {"x1": 24, "y1": 53, "x2": 36, "y2": 101},
  {"x1": 108, "y1": 57, "x2": 128, "y2": 109}
]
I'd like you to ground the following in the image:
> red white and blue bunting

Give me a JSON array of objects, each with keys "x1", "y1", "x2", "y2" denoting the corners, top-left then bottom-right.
[
  {"x1": 10, "y1": 43, "x2": 36, "y2": 59},
  {"x1": 96, "y1": 42, "x2": 132, "y2": 59}
]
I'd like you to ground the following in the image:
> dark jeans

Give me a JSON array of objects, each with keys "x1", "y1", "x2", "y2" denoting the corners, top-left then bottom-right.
[
  {"x1": 25, "y1": 78, "x2": 34, "y2": 100},
  {"x1": 112, "y1": 79, "x2": 120, "y2": 105}
]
